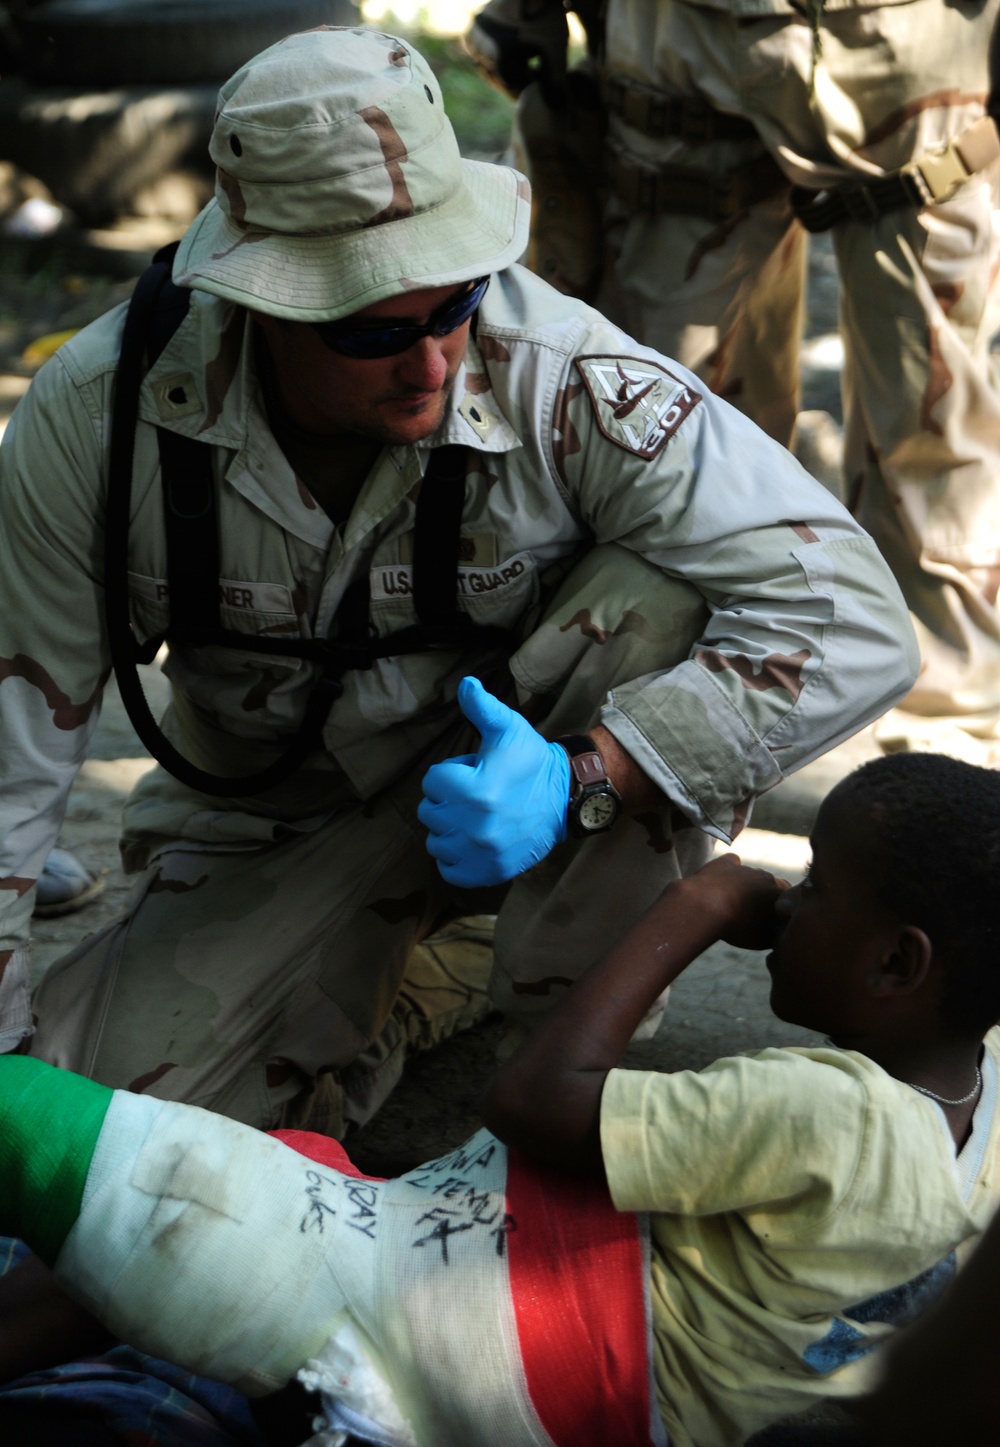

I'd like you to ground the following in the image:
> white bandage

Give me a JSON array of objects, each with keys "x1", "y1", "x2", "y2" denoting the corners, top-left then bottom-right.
[{"x1": 54, "y1": 1093, "x2": 380, "y2": 1395}]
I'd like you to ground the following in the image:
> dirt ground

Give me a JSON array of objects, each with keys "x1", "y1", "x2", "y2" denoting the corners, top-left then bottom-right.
[{"x1": 0, "y1": 206, "x2": 873, "y2": 1176}]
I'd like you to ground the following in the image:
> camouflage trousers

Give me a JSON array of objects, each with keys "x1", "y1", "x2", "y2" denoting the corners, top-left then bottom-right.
[
  {"x1": 29, "y1": 546, "x2": 712, "y2": 1133},
  {"x1": 596, "y1": 0, "x2": 1000, "y2": 725}
]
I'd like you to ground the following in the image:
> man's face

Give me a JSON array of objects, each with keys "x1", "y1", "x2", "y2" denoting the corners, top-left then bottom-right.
[
  {"x1": 253, "y1": 281, "x2": 475, "y2": 446},
  {"x1": 765, "y1": 789, "x2": 897, "y2": 1040}
]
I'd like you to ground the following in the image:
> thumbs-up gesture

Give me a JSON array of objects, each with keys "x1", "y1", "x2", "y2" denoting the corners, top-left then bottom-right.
[{"x1": 418, "y1": 676, "x2": 571, "y2": 887}]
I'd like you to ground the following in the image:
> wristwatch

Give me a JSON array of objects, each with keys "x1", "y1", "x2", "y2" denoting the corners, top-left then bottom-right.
[{"x1": 557, "y1": 734, "x2": 622, "y2": 837}]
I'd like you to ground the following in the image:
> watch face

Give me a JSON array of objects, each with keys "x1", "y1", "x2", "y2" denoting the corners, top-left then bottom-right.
[{"x1": 578, "y1": 791, "x2": 619, "y2": 832}]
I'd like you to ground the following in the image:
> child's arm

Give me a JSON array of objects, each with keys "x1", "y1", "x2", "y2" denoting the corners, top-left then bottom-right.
[{"x1": 483, "y1": 855, "x2": 785, "y2": 1178}]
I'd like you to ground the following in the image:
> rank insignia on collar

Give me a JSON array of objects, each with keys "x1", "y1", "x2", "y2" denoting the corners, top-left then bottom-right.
[
  {"x1": 459, "y1": 392, "x2": 500, "y2": 441},
  {"x1": 575, "y1": 355, "x2": 702, "y2": 459},
  {"x1": 153, "y1": 371, "x2": 202, "y2": 421}
]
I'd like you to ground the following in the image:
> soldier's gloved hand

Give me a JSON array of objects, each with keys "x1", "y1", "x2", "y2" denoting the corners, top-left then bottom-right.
[
  {"x1": 464, "y1": 0, "x2": 569, "y2": 104},
  {"x1": 418, "y1": 675, "x2": 571, "y2": 888}
]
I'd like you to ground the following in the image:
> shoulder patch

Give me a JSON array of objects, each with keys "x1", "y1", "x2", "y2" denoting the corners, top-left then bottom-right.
[{"x1": 575, "y1": 355, "x2": 701, "y2": 458}]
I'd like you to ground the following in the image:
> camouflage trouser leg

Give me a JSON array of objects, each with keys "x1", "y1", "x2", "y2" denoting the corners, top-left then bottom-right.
[
  {"x1": 837, "y1": 183, "x2": 1000, "y2": 726},
  {"x1": 30, "y1": 756, "x2": 501, "y2": 1134},
  {"x1": 491, "y1": 544, "x2": 714, "y2": 1029}
]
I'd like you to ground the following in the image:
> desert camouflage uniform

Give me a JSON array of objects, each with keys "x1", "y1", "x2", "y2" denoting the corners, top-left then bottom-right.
[
  {"x1": 594, "y1": 0, "x2": 1000, "y2": 727},
  {"x1": 0, "y1": 262, "x2": 915, "y2": 1128}
]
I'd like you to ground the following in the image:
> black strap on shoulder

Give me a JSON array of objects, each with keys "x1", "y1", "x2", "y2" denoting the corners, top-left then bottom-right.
[
  {"x1": 106, "y1": 244, "x2": 334, "y2": 797},
  {"x1": 158, "y1": 428, "x2": 220, "y2": 637},
  {"x1": 105, "y1": 261, "x2": 511, "y2": 798},
  {"x1": 413, "y1": 443, "x2": 469, "y2": 627}
]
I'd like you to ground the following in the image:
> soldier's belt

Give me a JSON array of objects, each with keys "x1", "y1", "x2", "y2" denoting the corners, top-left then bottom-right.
[
  {"x1": 610, "y1": 147, "x2": 789, "y2": 221},
  {"x1": 792, "y1": 115, "x2": 1000, "y2": 232},
  {"x1": 601, "y1": 72, "x2": 758, "y2": 144}
]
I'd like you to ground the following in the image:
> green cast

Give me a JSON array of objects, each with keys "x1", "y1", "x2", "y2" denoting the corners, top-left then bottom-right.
[{"x1": 0, "y1": 1056, "x2": 112, "y2": 1265}]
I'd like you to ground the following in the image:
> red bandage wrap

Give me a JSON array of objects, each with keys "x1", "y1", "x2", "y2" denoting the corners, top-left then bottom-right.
[
  {"x1": 506, "y1": 1149, "x2": 661, "y2": 1447},
  {"x1": 269, "y1": 1129, "x2": 386, "y2": 1181}
]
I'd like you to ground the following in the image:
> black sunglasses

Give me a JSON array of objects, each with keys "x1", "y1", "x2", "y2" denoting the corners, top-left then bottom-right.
[{"x1": 313, "y1": 277, "x2": 491, "y2": 359}]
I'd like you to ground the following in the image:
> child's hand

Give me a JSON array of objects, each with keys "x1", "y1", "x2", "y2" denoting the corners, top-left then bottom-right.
[{"x1": 686, "y1": 854, "x2": 790, "y2": 951}]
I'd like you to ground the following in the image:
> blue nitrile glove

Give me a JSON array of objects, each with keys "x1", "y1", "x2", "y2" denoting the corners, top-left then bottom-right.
[{"x1": 418, "y1": 676, "x2": 571, "y2": 888}]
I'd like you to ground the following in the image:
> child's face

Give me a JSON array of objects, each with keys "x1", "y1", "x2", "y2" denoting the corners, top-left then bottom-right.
[{"x1": 765, "y1": 788, "x2": 897, "y2": 1039}]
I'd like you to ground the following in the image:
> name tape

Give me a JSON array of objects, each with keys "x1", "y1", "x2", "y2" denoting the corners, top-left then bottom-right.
[
  {"x1": 128, "y1": 573, "x2": 295, "y2": 616},
  {"x1": 371, "y1": 552, "x2": 532, "y2": 602}
]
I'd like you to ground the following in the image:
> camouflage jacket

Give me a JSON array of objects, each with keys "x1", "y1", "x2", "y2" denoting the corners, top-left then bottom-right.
[{"x1": 0, "y1": 262, "x2": 916, "y2": 1033}]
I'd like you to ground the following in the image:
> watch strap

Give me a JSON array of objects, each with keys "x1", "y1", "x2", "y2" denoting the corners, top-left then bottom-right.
[{"x1": 556, "y1": 733, "x2": 609, "y2": 792}]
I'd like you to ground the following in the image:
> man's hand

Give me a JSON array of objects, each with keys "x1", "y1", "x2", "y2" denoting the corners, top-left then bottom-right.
[
  {"x1": 464, "y1": 0, "x2": 569, "y2": 103},
  {"x1": 681, "y1": 854, "x2": 790, "y2": 952},
  {"x1": 419, "y1": 676, "x2": 571, "y2": 888}
]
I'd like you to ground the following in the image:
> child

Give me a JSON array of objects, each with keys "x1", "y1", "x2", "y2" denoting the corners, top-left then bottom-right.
[{"x1": 1, "y1": 751, "x2": 999, "y2": 1447}]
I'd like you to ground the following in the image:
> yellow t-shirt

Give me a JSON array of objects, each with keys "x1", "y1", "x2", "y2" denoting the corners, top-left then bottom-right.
[{"x1": 601, "y1": 1031, "x2": 1000, "y2": 1447}]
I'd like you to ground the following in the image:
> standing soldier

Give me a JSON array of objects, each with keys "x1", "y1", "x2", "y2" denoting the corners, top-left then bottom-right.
[{"x1": 468, "y1": 0, "x2": 1000, "y2": 750}]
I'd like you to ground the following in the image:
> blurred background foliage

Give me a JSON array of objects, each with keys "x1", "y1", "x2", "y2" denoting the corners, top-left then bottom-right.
[{"x1": 361, "y1": 4, "x2": 516, "y2": 157}]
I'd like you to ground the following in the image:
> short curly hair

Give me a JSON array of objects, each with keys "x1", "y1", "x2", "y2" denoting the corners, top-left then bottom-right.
[{"x1": 833, "y1": 752, "x2": 1000, "y2": 1034}]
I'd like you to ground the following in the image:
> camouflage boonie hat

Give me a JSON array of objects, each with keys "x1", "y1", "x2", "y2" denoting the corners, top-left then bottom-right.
[{"x1": 173, "y1": 27, "x2": 531, "y2": 321}]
